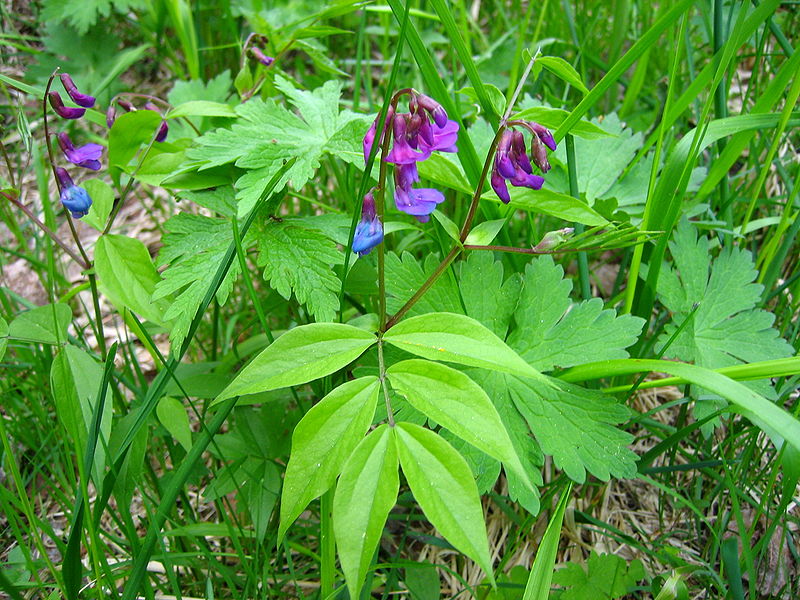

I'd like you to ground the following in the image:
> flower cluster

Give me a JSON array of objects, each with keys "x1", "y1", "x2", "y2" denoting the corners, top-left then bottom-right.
[
  {"x1": 364, "y1": 92, "x2": 459, "y2": 224},
  {"x1": 47, "y1": 73, "x2": 97, "y2": 218},
  {"x1": 490, "y1": 121, "x2": 556, "y2": 203}
]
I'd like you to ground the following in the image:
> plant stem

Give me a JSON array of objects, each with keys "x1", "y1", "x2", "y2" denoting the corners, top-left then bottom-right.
[
  {"x1": 377, "y1": 339, "x2": 395, "y2": 427},
  {"x1": 565, "y1": 134, "x2": 590, "y2": 299},
  {"x1": 319, "y1": 490, "x2": 336, "y2": 598}
]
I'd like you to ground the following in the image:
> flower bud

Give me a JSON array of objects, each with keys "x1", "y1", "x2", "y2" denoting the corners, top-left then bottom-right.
[
  {"x1": 250, "y1": 47, "x2": 274, "y2": 67},
  {"x1": 106, "y1": 105, "x2": 117, "y2": 128},
  {"x1": 59, "y1": 73, "x2": 95, "y2": 108},
  {"x1": 48, "y1": 92, "x2": 85, "y2": 120}
]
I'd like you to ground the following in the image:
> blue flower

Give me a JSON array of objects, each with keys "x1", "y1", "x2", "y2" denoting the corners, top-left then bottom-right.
[
  {"x1": 55, "y1": 167, "x2": 92, "y2": 218},
  {"x1": 352, "y1": 191, "x2": 383, "y2": 256}
]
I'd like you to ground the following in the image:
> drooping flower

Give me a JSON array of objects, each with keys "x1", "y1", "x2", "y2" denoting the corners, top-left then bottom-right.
[
  {"x1": 418, "y1": 119, "x2": 459, "y2": 154},
  {"x1": 363, "y1": 106, "x2": 394, "y2": 164},
  {"x1": 57, "y1": 133, "x2": 102, "y2": 171},
  {"x1": 48, "y1": 92, "x2": 85, "y2": 120},
  {"x1": 352, "y1": 190, "x2": 383, "y2": 256},
  {"x1": 415, "y1": 93, "x2": 449, "y2": 128},
  {"x1": 394, "y1": 177, "x2": 445, "y2": 223},
  {"x1": 144, "y1": 102, "x2": 169, "y2": 142},
  {"x1": 59, "y1": 73, "x2": 95, "y2": 108},
  {"x1": 385, "y1": 115, "x2": 430, "y2": 165},
  {"x1": 55, "y1": 167, "x2": 92, "y2": 218},
  {"x1": 250, "y1": 47, "x2": 274, "y2": 67},
  {"x1": 489, "y1": 121, "x2": 555, "y2": 203}
]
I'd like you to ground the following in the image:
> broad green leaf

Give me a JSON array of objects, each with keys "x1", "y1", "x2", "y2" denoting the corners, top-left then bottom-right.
[
  {"x1": 41, "y1": 0, "x2": 144, "y2": 34},
  {"x1": 334, "y1": 425, "x2": 398, "y2": 599},
  {"x1": 279, "y1": 377, "x2": 380, "y2": 540},
  {"x1": 0, "y1": 317, "x2": 7, "y2": 360},
  {"x1": 522, "y1": 484, "x2": 571, "y2": 600},
  {"x1": 156, "y1": 397, "x2": 192, "y2": 451},
  {"x1": 153, "y1": 200, "x2": 241, "y2": 349},
  {"x1": 552, "y1": 551, "x2": 645, "y2": 599},
  {"x1": 511, "y1": 106, "x2": 611, "y2": 140},
  {"x1": 464, "y1": 219, "x2": 505, "y2": 246},
  {"x1": 8, "y1": 303, "x2": 71, "y2": 344},
  {"x1": 457, "y1": 84, "x2": 506, "y2": 116},
  {"x1": 241, "y1": 459, "x2": 281, "y2": 542},
  {"x1": 95, "y1": 234, "x2": 171, "y2": 327},
  {"x1": 385, "y1": 252, "x2": 462, "y2": 317},
  {"x1": 417, "y1": 153, "x2": 472, "y2": 195},
  {"x1": 481, "y1": 187, "x2": 608, "y2": 226},
  {"x1": 215, "y1": 324, "x2": 376, "y2": 403},
  {"x1": 81, "y1": 179, "x2": 114, "y2": 231},
  {"x1": 167, "y1": 101, "x2": 237, "y2": 119},
  {"x1": 255, "y1": 218, "x2": 344, "y2": 323},
  {"x1": 384, "y1": 312, "x2": 549, "y2": 383},
  {"x1": 458, "y1": 252, "x2": 521, "y2": 338},
  {"x1": 394, "y1": 423, "x2": 494, "y2": 581},
  {"x1": 108, "y1": 110, "x2": 162, "y2": 169},
  {"x1": 387, "y1": 359, "x2": 533, "y2": 491},
  {"x1": 188, "y1": 75, "x2": 371, "y2": 216},
  {"x1": 50, "y1": 345, "x2": 112, "y2": 484},
  {"x1": 536, "y1": 56, "x2": 589, "y2": 94},
  {"x1": 657, "y1": 221, "x2": 794, "y2": 434},
  {"x1": 510, "y1": 377, "x2": 636, "y2": 484},
  {"x1": 508, "y1": 256, "x2": 645, "y2": 372}
]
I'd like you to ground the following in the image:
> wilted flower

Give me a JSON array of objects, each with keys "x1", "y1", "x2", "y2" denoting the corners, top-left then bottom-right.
[
  {"x1": 489, "y1": 121, "x2": 555, "y2": 204},
  {"x1": 144, "y1": 102, "x2": 169, "y2": 142},
  {"x1": 55, "y1": 167, "x2": 92, "y2": 218},
  {"x1": 48, "y1": 92, "x2": 85, "y2": 120},
  {"x1": 352, "y1": 190, "x2": 383, "y2": 256},
  {"x1": 250, "y1": 47, "x2": 274, "y2": 67},
  {"x1": 106, "y1": 105, "x2": 117, "y2": 128},
  {"x1": 59, "y1": 73, "x2": 95, "y2": 108},
  {"x1": 57, "y1": 133, "x2": 102, "y2": 171}
]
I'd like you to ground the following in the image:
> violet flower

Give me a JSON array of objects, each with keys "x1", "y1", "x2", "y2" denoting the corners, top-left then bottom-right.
[
  {"x1": 250, "y1": 47, "x2": 274, "y2": 67},
  {"x1": 57, "y1": 133, "x2": 102, "y2": 171},
  {"x1": 418, "y1": 119, "x2": 459, "y2": 154},
  {"x1": 352, "y1": 190, "x2": 383, "y2": 256},
  {"x1": 55, "y1": 167, "x2": 92, "y2": 218},
  {"x1": 59, "y1": 73, "x2": 95, "y2": 108},
  {"x1": 144, "y1": 102, "x2": 169, "y2": 142},
  {"x1": 394, "y1": 180, "x2": 445, "y2": 223},
  {"x1": 106, "y1": 106, "x2": 117, "y2": 128},
  {"x1": 48, "y1": 92, "x2": 85, "y2": 120},
  {"x1": 385, "y1": 115, "x2": 430, "y2": 165},
  {"x1": 489, "y1": 121, "x2": 555, "y2": 204}
]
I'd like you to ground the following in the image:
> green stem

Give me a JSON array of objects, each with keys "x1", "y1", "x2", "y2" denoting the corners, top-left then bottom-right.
[
  {"x1": 377, "y1": 339, "x2": 394, "y2": 426},
  {"x1": 319, "y1": 490, "x2": 336, "y2": 598},
  {"x1": 565, "y1": 134, "x2": 590, "y2": 299}
]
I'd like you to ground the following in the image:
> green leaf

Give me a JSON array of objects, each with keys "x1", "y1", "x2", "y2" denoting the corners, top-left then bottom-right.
[
  {"x1": 153, "y1": 204, "x2": 241, "y2": 350},
  {"x1": 8, "y1": 303, "x2": 71, "y2": 344},
  {"x1": 481, "y1": 187, "x2": 609, "y2": 226},
  {"x1": 166, "y1": 101, "x2": 237, "y2": 119},
  {"x1": 510, "y1": 377, "x2": 637, "y2": 483},
  {"x1": 81, "y1": 179, "x2": 114, "y2": 231},
  {"x1": 387, "y1": 359, "x2": 533, "y2": 491},
  {"x1": 240, "y1": 459, "x2": 281, "y2": 542},
  {"x1": 385, "y1": 252, "x2": 462, "y2": 317},
  {"x1": 522, "y1": 484, "x2": 571, "y2": 600},
  {"x1": 552, "y1": 551, "x2": 645, "y2": 599},
  {"x1": 95, "y1": 234, "x2": 171, "y2": 327},
  {"x1": 464, "y1": 219, "x2": 505, "y2": 246},
  {"x1": 50, "y1": 345, "x2": 113, "y2": 484},
  {"x1": 279, "y1": 377, "x2": 380, "y2": 540},
  {"x1": 156, "y1": 397, "x2": 192, "y2": 451},
  {"x1": 384, "y1": 312, "x2": 549, "y2": 383},
  {"x1": 508, "y1": 256, "x2": 645, "y2": 372},
  {"x1": 333, "y1": 425, "x2": 399, "y2": 599},
  {"x1": 536, "y1": 56, "x2": 589, "y2": 94},
  {"x1": 41, "y1": 0, "x2": 145, "y2": 34},
  {"x1": 188, "y1": 75, "x2": 371, "y2": 216},
  {"x1": 511, "y1": 106, "x2": 611, "y2": 140},
  {"x1": 255, "y1": 218, "x2": 344, "y2": 323},
  {"x1": 457, "y1": 84, "x2": 506, "y2": 116},
  {"x1": 108, "y1": 110, "x2": 162, "y2": 169},
  {"x1": 0, "y1": 317, "x2": 7, "y2": 360},
  {"x1": 394, "y1": 423, "x2": 494, "y2": 581},
  {"x1": 458, "y1": 252, "x2": 521, "y2": 338},
  {"x1": 656, "y1": 220, "x2": 794, "y2": 433},
  {"x1": 215, "y1": 323, "x2": 376, "y2": 403}
]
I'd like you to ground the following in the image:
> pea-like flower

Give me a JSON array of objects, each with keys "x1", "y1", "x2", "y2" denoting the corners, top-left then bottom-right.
[
  {"x1": 489, "y1": 121, "x2": 555, "y2": 204},
  {"x1": 59, "y1": 73, "x2": 95, "y2": 108},
  {"x1": 48, "y1": 92, "x2": 85, "y2": 120},
  {"x1": 250, "y1": 47, "x2": 274, "y2": 67},
  {"x1": 57, "y1": 133, "x2": 102, "y2": 171},
  {"x1": 144, "y1": 102, "x2": 169, "y2": 142},
  {"x1": 352, "y1": 190, "x2": 384, "y2": 256},
  {"x1": 55, "y1": 167, "x2": 92, "y2": 218}
]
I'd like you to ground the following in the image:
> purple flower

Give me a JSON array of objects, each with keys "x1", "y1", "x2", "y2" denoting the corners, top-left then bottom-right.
[
  {"x1": 418, "y1": 119, "x2": 459, "y2": 154},
  {"x1": 48, "y1": 92, "x2": 85, "y2": 120},
  {"x1": 385, "y1": 115, "x2": 430, "y2": 165},
  {"x1": 59, "y1": 73, "x2": 95, "y2": 108},
  {"x1": 491, "y1": 171, "x2": 510, "y2": 204},
  {"x1": 144, "y1": 102, "x2": 169, "y2": 142},
  {"x1": 395, "y1": 163, "x2": 419, "y2": 190},
  {"x1": 57, "y1": 133, "x2": 102, "y2": 171},
  {"x1": 55, "y1": 167, "x2": 92, "y2": 218},
  {"x1": 531, "y1": 122, "x2": 557, "y2": 152},
  {"x1": 529, "y1": 136, "x2": 551, "y2": 173},
  {"x1": 250, "y1": 47, "x2": 274, "y2": 66},
  {"x1": 352, "y1": 191, "x2": 383, "y2": 256},
  {"x1": 489, "y1": 121, "x2": 555, "y2": 203},
  {"x1": 511, "y1": 131, "x2": 533, "y2": 174},
  {"x1": 415, "y1": 93, "x2": 448, "y2": 128},
  {"x1": 106, "y1": 105, "x2": 117, "y2": 128},
  {"x1": 394, "y1": 184, "x2": 444, "y2": 222},
  {"x1": 495, "y1": 130, "x2": 516, "y2": 178},
  {"x1": 363, "y1": 107, "x2": 394, "y2": 165},
  {"x1": 510, "y1": 168, "x2": 545, "y2": 191}
]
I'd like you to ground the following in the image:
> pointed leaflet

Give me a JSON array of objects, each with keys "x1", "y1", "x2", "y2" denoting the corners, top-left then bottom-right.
[
  {"x1": 384, "y1": 312, "x2": 549, "y2": 383},
  {"x1": 8, "y1": 303, "x2": 71, "y2": 345},
  {"x1": 188, "y1": 75, "x2": 371, "y2": 216},
  {"x1": 394, "y1": 423, "x2": 494, "y2": 581},
  {"x1": 334, "y1": 425, "x2": 398, "y2": 599},
  {"x1": 278, "y1": 377, "x2": 380, "y2": 541},
  {"x1": 214, "y1": 323, "x2": 376, "y2": 404},
  {"x1": 385, "y1": 251, "x2": 462, "y2": 317},
  {"x1": 387, "y1": 359, "x2": 534, "y2": 492}
]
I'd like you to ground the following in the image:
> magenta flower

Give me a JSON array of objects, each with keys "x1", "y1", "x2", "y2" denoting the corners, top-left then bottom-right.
[
  {"x1": 57, "y1": 133, "x2": 102, "y2": 171},
  {"x1": 385, "y1": 115, "x2": 430, "y2": 165},
  {"x1": 59, "y1": 74, "x2": 95, "y2": 108},
  {"x1": 48, "y1": 92, "x2": 85, "y2": 120},
  {"x1": 418, "y1": 120, "x2": 459, "y2": 154},
  {"x1": 352, "y1": 190, "x2": 384, "y2": 256}
]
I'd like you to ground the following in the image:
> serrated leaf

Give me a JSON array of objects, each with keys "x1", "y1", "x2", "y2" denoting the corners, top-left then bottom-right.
[
  {"x1": 458, "y1": 252, "x2": 521, "y2": 338},
  {"x1": 215, "y1": 323, "x2": 376, "y2": 403},
  {"x1": 334, "y1": 425, "x2": 398, "y2": 599},
  {"x1": 394, "y1": 423, "x2": 494, "y2": 581},
  {"x1": 95, "y1": 234, "x2": 171, "y2": 327},
  {"x1": 508, "y1": 256, "x2": 645, "y2": 372},
  {"x1": 255, "y1": 219, "x2": 344, "y2": 322},
  {"x1": 385, "y1": 252, "x2": 462, "y2": 317},
  {"x1": 387, "y1": 359, "x2": 533, "y2": 491},
  {"x1": 153, "y1": 209, "x2": 240, "y2": 350},
  {"x1": 8, "y1": 303, "x2": 71, "y2": 344},
  {"x1": 510, "y1": 377, "x2": 637, "y2": 483},
  {"x1": 188, "y1": 75, "x2": 371, "y2": 216},
  {"x1": 384, "y1": 312, "x2": 550, "y2": 383},
  {"x1": 279, "y1": 377, "x2": 380, "y2": 540},
  {"x1": 42, "y1": 0, "x2": 145, "y2": 34},
  {"x1": 552, "y1": 551, "x2": 645, "y2": 599}
]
